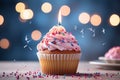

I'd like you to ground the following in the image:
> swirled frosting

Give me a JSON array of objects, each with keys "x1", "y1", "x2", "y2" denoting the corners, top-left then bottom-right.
[
  {"x1": 105, "y1": 46, "x2": 120, "y2": 59},
  {"x1": 37, "y1": 25, "x2": 80, "y2": 51}
]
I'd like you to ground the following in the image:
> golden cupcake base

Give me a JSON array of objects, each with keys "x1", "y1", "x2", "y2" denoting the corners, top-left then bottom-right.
[{"x1": 37, "y1": 53, "x2": 80, "y2": 75}]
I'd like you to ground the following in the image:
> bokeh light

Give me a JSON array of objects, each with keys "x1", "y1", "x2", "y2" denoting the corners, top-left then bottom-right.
[
  {"x1": 0, "y1": 38, "x2": 10, "y2": 49},
  {"x1": 90, "y1": 14, "x2": 102, "y2": 26},
  {"x1": 41, "y1": 2, "x2": 52, "y2": 13},
  {"x1": 60, "y1": 5, "x2": 70, "y2": 16},
  {"x1": 19, "y1": 17, "x2": 27, "y2": 23},
  {"x1": 31, "y1": 30, "x2": 42, "y2": 41},
  {"x1": 78, "y1": 12, "x2": 90, "y2": 24},
  {"x1": 20, "y1": 9, "x2": 34, "y2": 20},
  {"x1": 19, "y1": 16, "x2": 27, "y2": 23},
  {"x1": 15, "y1": 2, "x2": 26, "y2": 13},
  {"x1": 0, "y1": 15, "x2": 4, "y2": 26},
  {"x1": 109, "y1": 14, "x2": 120, "y2": 26}
]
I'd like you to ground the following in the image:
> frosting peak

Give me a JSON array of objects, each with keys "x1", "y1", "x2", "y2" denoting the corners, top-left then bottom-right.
[
  {"x1": 105, "y1": 46, "x2": 120, "y2": 59},
  {"x1": 37, "y1": 25, "x2": 80, "y2": 51}
]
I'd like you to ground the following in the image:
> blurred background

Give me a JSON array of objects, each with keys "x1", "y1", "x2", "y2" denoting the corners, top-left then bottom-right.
[{"x1": 0, "y1": 0, "x2": 120, "y2": 61}]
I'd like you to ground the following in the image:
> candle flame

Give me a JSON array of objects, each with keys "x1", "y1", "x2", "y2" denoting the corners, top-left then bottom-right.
[{"x1": 58, "y1": 10, "x2": 62, "y2": 25}]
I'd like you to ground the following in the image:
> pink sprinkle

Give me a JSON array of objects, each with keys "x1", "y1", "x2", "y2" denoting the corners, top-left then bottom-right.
[
  {"x1": 111, "y1": 75, "x2": 113, "y2": 78},
  {"x1": 21, "y1": 75, "x2": 24, "y2": 77},
  {"x1": 14, "y1": 73, "x2": 17, "y2": 76},
  {"x1": 10, "y1": 72, "x2": 13, "y2": 75},
  {"x1": 3, "y1": 72, "x2": 5, "y2": 74},
  {"x1": 29, "y1": 71, "x2": 32, "y2": 75},
  {"x1": 106, "y1": 73, "x2": 108, "y2": 77},
  {"x1": 26, "y1": 77, "x2": 30, "y2": 80},
  {"x1": 71, "y1": 38, "x2": 74, "y2": 40},
  {"x1": 19, "y1": 74, "x2": 21, "y2": 76},
  {"x1": 2, "y1": 75, "x2": 5, "y2": 77},
  {"x1": 52, "y1": 33, "x2": 55, "y2": 35},
  {"x1": 72, "y1": 75, "x2": 74, "y2": 77},
  {"x1": 33, "y1": 75, "x2": 37, "y2": 78},
  {"x1": 38, "y1": 75, "x2": 43, "y2": 78},
  {"x1": 16, "y1": 75, "x2": 19, "y2": 80},
  {"x1": 84, "y1": 74, "x2": 87, "y2": 78}
]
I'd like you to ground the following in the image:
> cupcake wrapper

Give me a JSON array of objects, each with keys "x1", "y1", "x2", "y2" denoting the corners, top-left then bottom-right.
[{"x1": 37, "y1": 52, "x2": 81, "y2": 75}]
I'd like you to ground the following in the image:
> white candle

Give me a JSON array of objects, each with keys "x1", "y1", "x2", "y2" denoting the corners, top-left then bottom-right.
[{"x1": 58, "y1": 10, "x2": 62, "y2": 25}]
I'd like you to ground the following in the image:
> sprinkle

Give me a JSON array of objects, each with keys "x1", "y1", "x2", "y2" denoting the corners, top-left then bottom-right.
[
  {"x1": 51, "y1": 41, "x2": 56, "y2": 44},
  {"x1": 14, "y1": 73, "x2": 17, "y2": 76},
  {"x1": 61, "y1": 40, "x2": 65, "y2": 43},
  {"x1": 2, "y1": 75, "x2": 5, "y2": 77},
  {"x1": 106, "y1": 73, "x2": 108, "y2": 77},
  {"x1": 42, "y1": 74, "x2": 46, "y2": 77},
  {"x1": 33, "y1": 75, "x2": 37, "y2": 78},
  {"x1": 58, "y1": 32, "x2": 61, "y2": 34},
  {"x1": 71, "y1": 43, "x2": 74, "y2": 46},
  {"x1": 10, "y1": 72, "x2": 13, "y2": 75},
  {"x1": 21, "y1": 75, "x2": 24, "y2": 77},
  {"x1": 54, "y1": 38, "x2": 57, "y2": 40},
  {"x1": 62, "y1": 33, "x2": 65, "y2": 36},
  {"x1": 16, "y1": 75, "x2": 19, "y2": 79},
  {"x1": 3, "y1": 72, "x2": 5, "y2": 75},
  {"x1": 55, "y1": 75, "x2": 58, "y2": 79},
  {"x1": 26, "y1": 77, "x2": 30, "y2": 80},
  {"x1": 52, "y1": 33, "x2": 55, "y2": 35}
]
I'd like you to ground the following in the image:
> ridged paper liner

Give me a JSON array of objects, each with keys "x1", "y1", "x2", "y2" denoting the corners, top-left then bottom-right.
[{"x1": 37, "y1": 52, "x2": 81, "y2": 75}]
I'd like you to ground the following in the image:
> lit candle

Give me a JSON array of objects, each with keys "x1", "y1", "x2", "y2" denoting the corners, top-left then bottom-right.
[
  {"x1": 50, "y1": 10, "x2": 66, "y2": 33},
  {"x1": 49, "y1": 10, "x2": 65, "y2": 33}
]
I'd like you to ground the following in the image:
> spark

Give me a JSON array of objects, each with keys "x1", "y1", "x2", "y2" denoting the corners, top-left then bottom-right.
[
  {"x1": 81, "y1": 35, "x2": 84, "y2": 38},
  {"x1": 102, "y1": 42, "x2": 106, "y2": 46},
  {"x1": 102, "y1": 28, "x2": 105, "y2": 34},
  {"x1": 74, "y1": 25, "x2": 77, "y2": 30},
  {"x1": 93, "y1": 33, "x2": 95, "y2": 37},
  {"x1": 25, "y1": 35, "x2": 31, "y2": 43},
  {"x1": 28, "y1": 46, "x2": 32, "y2": 51},
  {"x1": 29, "y1": 21, "x2": 32, "y2": 24},
  {"x1": 80, "y1": 29, "x2": 84, "y2": 34},
  {"x1": 24, "y1": 35, "x2": 32, "y2": 51},
  {"x1": 88, "y1": 28, "x2": 95, "y2": 37},
  {"x1": 24, "y1": 45, "x2": 28, "y2": 48},
  {"x1": 25, "y1": 35, "x2": 28, "y2": 41},
  {"x1": 88, "y1": 27, "x2": 95, "y2": 32},
  {"x1": 80, "y1": 29, "x2": 84, "y2": 38},
  {"x1": 13, "y1": 59, "x2": 16, "y2": 62}
]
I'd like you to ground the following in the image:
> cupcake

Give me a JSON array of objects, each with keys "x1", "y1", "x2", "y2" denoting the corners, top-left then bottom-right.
[
  {"x1": 104, "y1": 46, "x2": 120, "y2": 63},
  {"x1": 37, "y1": 25, "x2": 81, "y2": 75},
  {"x1": 105, "y1": 46, "x2": 120, "y2": 60}
]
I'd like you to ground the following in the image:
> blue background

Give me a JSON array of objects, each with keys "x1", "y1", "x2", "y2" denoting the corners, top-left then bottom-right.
[{"x1": 0, "y1": 0, "x2": 120, "y2": 61}]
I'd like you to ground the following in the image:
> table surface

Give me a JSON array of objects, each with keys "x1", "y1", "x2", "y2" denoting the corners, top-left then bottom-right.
[{"x1": 0, "y1": 61, "x2": 120, "y2": 80}]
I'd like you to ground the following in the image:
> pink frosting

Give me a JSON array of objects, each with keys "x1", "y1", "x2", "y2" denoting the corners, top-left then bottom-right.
[
  {"x1": 37, "y1": 25, "x2": 80, "y2": 51},
  {"x1": 105, "y1": 46, "x2": 120, "y2": 59}
]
